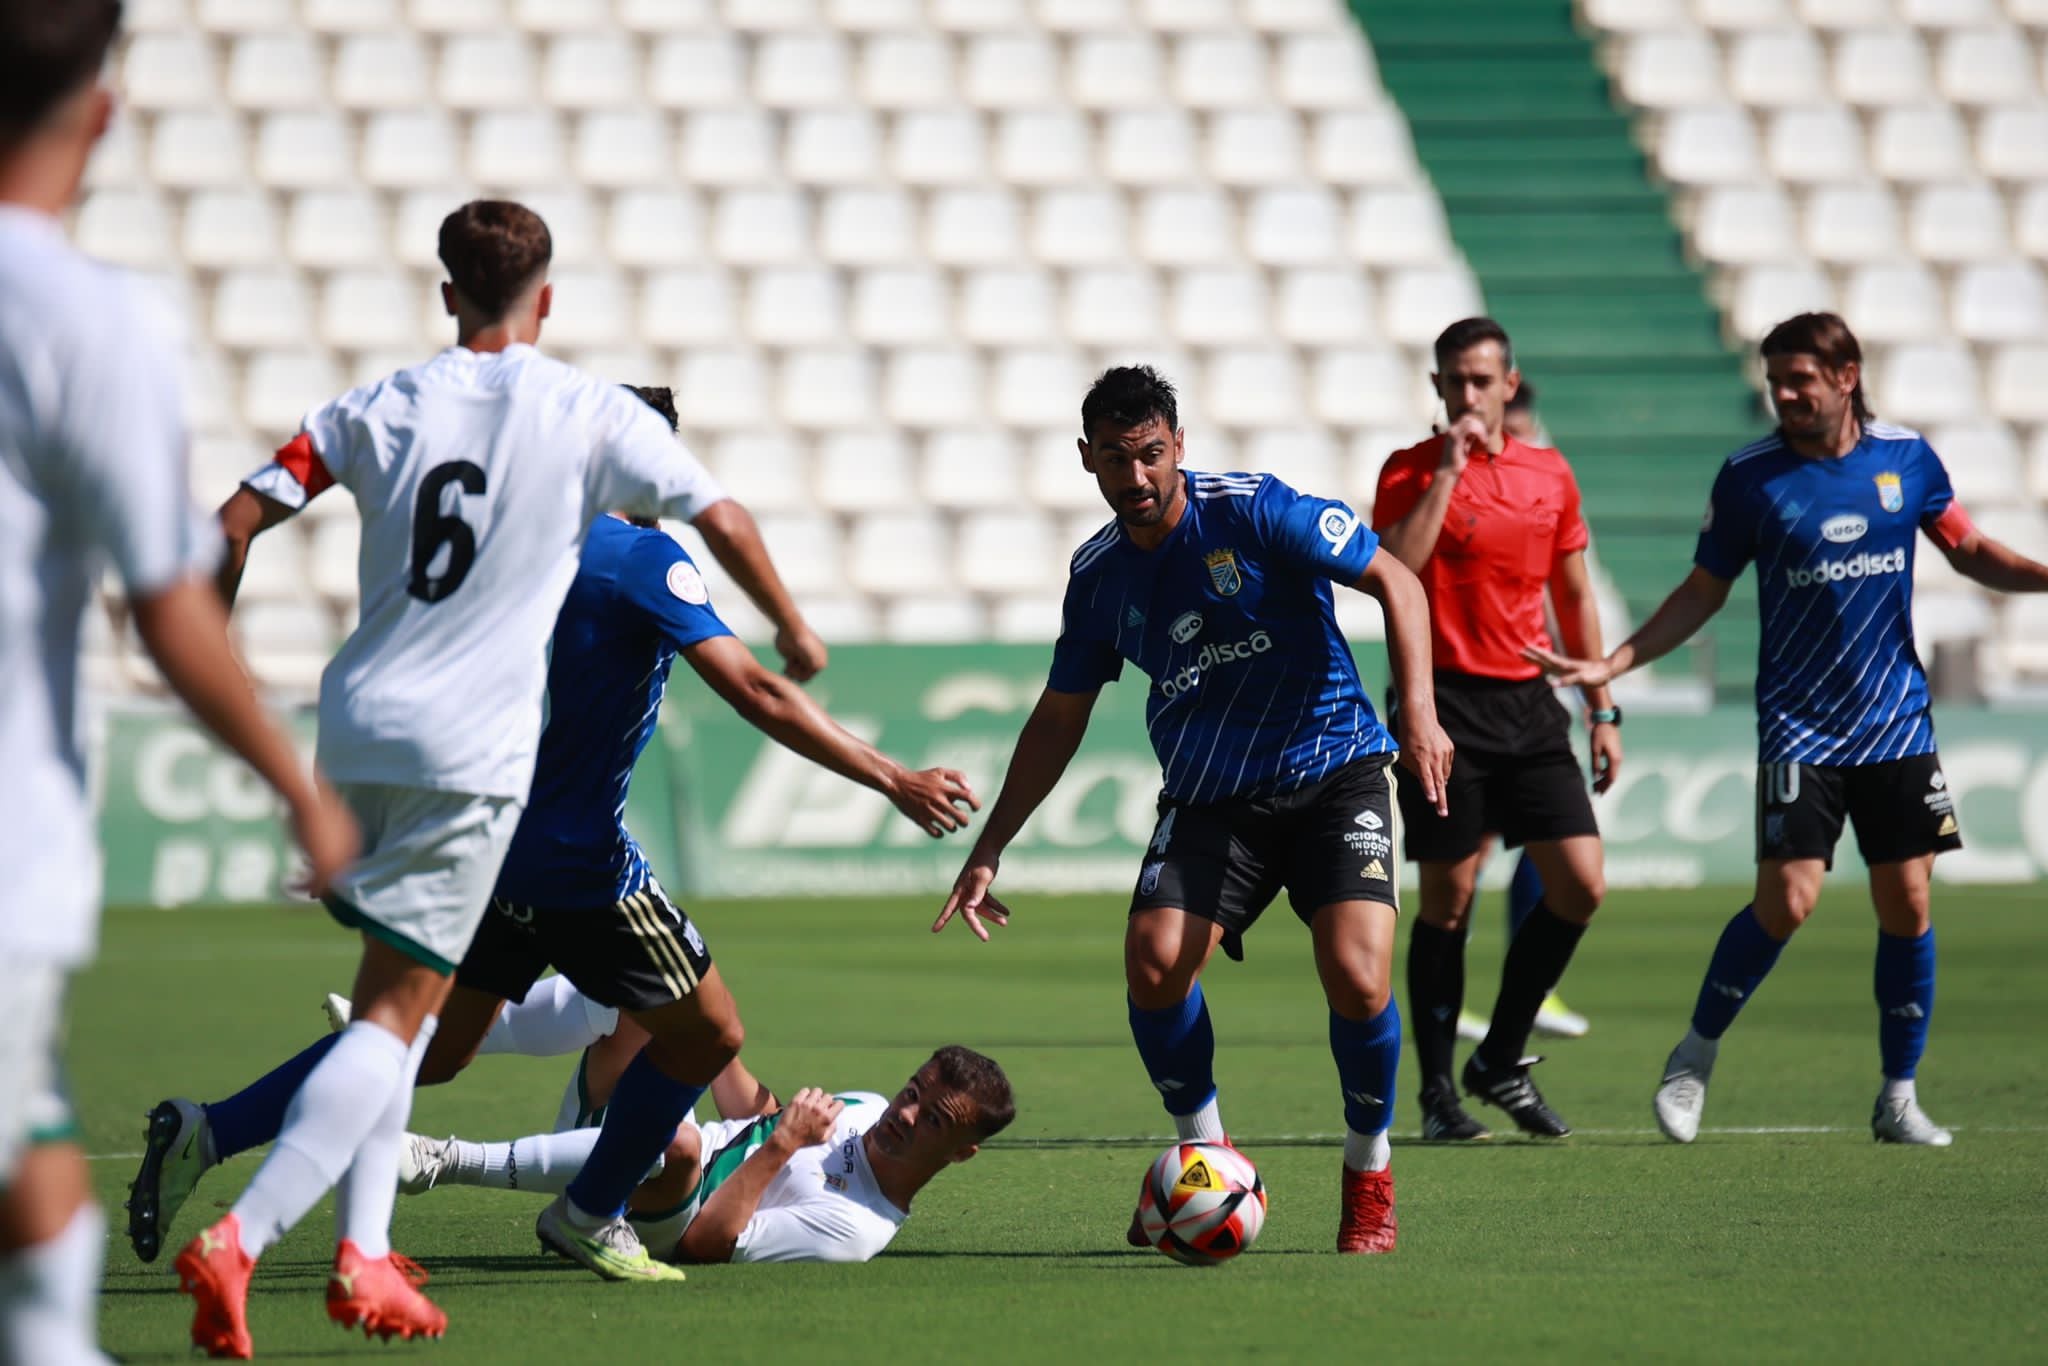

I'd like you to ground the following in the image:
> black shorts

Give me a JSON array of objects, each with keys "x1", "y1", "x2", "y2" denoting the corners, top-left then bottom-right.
[
  {"x1": 457, "y1": 876, "x2": 714, "y2": 1014},
  {"x1": 1755, "y1": 753, "x2": 1964, "y2": 868},
  {"x1": 1388, "y1": 673, "x2": 1598, "y2": 863},
  {"x1": 1130, "y1": 756, "x2": 1399, "y2": 961}
]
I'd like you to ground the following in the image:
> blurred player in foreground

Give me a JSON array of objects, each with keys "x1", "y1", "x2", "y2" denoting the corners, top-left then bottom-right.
[
  {"x1": 1373, "y1": 320, "x2": 1616, "y2": 1140},
  {"x1": 165, "y1": 200, "x2": 749, "y2": 1359},
  {"x1": 936, "y1": 366, "x2": 1452, "y2": 1253},
  {"x1": 134, "y1": 455, "x2": 974, "y2": 1283},
  {"x1": 398, "y1": 1046, "x2": 1015, "y2": 1266},
  {"x1": 1530, "y1": 312, "x2": 2048, "y2": 1146},
  {"x1": 0, "y1": 4, "x2": 355, "y2": 1360}
]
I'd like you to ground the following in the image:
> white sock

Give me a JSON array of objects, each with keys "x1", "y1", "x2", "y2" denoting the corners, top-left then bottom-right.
[
  {"x1": 1172, "y1": 1095, "x2": 1227, "y2": 1144},
  {"x1": 334, "y1": 1016, "x2": 435, "y2": 1259},
  {"x1": 553, "y1": 1051, "x2": 596, "y2": 1133},
  {"x1": 232, "y1": 1019, "x2": 409, "y2": 1260},
  {"x1": 0, "y1": 1201, "x2": 110, "y2": 1366},
  {"x1": 480, "y1": 977, "x2": 618, "y2": 1058},
  {"x1": 442, "y1": 1129, "x2": 663, "y2": 1196},
  {"x1": 1881, "y1": 1077, "x2": 1916, "y2": 1105},
  {"x1": 1343, "y1": 1129, "x2": 1392, "y2": 1173}
]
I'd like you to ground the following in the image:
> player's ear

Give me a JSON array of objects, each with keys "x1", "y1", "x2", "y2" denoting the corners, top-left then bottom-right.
[
  {"x1": 948, "y1": 1142, "x2": 981, "y2": 1166},
  {"x1": 439, "y1": 282, "x2": 458, "y2": 318},
  {"x1": 1504, "y1": 369, "x2": 1522, "y2": 403},
  {"x1": 1836, "y1": 359, "x2": 1859, "y2": 398},
  {"x1": 85, "y1": 87, "x2": 113, "y2": 144},
  {"x1": 1172, "y1": 428, "x2": 1186, "y2": 466},
  {"x1": 536, "y1": 282, "x2": 554, "y2": 322},
  {"x1": 1076, "y1": 435, "x2": 1094, "y2": 471}
]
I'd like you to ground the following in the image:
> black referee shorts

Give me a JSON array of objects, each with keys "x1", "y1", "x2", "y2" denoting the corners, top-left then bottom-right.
[
  {"x1": 457, "y1": 875, "x2": 714, "y2": 1014},
  {"x1": 1130, "y1": 756, "x2": 1400, "y2": 961},
  {"x1": 1389, "y1": 672, "x2": 1598, "y2": 864}
]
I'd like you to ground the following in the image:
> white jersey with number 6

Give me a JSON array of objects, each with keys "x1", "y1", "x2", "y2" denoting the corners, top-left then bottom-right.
[{"x1": 246, "y1": 344, "x2": 726, "y2": 800}]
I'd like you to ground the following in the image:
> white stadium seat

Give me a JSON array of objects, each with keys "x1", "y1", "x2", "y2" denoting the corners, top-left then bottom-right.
[
  {"x1": 1313, "y1": 109, "x2": 1421, "y2": 186},
  {"x1": 930, "y1": 0, "x2": 1030, "y2": 29},
  {"x1": 1869, "y1": 105, "x2": 1971, "y2": 182},
  {"x1": 1276, "y1": 31, "x2": 1381, "y2": 109},
  {"x1": 859, "y1": 34, "x2": 956, "y2": 110},
  {"x1": 1899, "y1": 0, "x2": 2002, "y2": 25},
  {"x1": 1173, "y1": 34, "x2": 1270, "y2": 108},
  {"x1": 1137, "y1": 188, "x2": 1237, "y2": 266},
  {"x1": 545, "y1": 35, "x2": 643, "y2": 111},
  {"x1": 609, "y1": 190, "x2": 705, "y2": 267},
  {"x1": 1064, "y1": 268, "x2": 1165, "y2": 346},
  {"x1": 1242, "y1": 428, "x2": 1341, "y2": 494},
  {"x1": 1988, "y1": 345, "x2": 2048, "y2": 420},
  {"x1": 707, "y1": 433, "x2": 811, "y2": 508},
  {"x1": 816, "y1": 431, "x2": 918, "y2": 513},
  {"x1": 1694, "y1": 185, "x2": 1801, "y2": 264},
  {"x1": 926, "y1": 189, "x2": 1024, "y2": 266},
  {"x1": 850, "y1": 268, "x2": 952, "y2": 344},
  {"x1": 1245, "y1": 187, "x2": 1344, "y2": 265},
  {"x1": 751, "y1": 515, "x2": 844, "y2": 598},
  {"x1": 520, "y1": 190, "x2": 599, "y2": 266},
  {"x1": 1025, "y1": 428, "x2": 1100, "y2": 510},
  {"x1": 1803, "y1": 184, "x2": 1907, "y2": 263},
  {"x1": 1033, "y1": 189, "x2": 1130, "y2": 267},
  {"x1": 1765, "y1": 106, "x2": 1872, "y2": 184},
  {"x1": 649, "y1": 35, "x2": 747, "y2": 109},
  {"x1": 1208, "y1": 112, "x2": 1308, "y2": 186},
  {"x1": 747, "y1": 267, "x2": 845, "y2": 345},
  {"x1": 1349, "y1": 188, "x2": 1453, "y2": 265},
  {"x1": 470, "y1": 112, "x2": 570, "y2": 189},
  {"x1": 411, "y1": 0, "x2": 506, "y2": 32},
  {"x1": 1907, "y1": 183, "x2": 2010, "y2": 262},
  {"x1": 515, "y1": 0, "x2": 613, "y2": 29},
  {"x1": 305, "y1": 0, "x2": 402, "y2": 31},
  {"x1": 1873, "y1": 342, "x2": 1981, "y2": 423},
  {"x1": 1383, "y1": 267, "x2": 1483, "y2": 344},
  {"x1": 183, "y1": 190, "x2": 282, "y2": 270},
  {"x1": 1583, "y1": 0, "x2": 1688, "y2": 28},
  {"x1": 1102, "y1": 110, "x2": 1203, "y2": 185},
  {"x1": 76, "y1": 189, "x2": 174, "y2": 268},
  {"x1": 1310, "y1": 347, "x2": 1416, "y2": 427},
  {"x1": 820, "y1": 188, "x2": 918, "y2": 265},
  {"x1": 1207, "y1": 348, "x2": 1306, "y2": 428},
  {"x1": 991, "y1": 349, "x2": 1087, "y2": 427},
  {"x1": 885, "y1": 348, "x2": 986, "y2": 427},
  {"x1": 846, "y1": 513, "x2": 950, "y2": 596},
  {"x1": 1832, "y1": 29, "x2": 1934, "y2": 106},
  {"x1": 681, "y1": 110, "x2": 777, "y2": 186},
  {"x1": 1934, "y1": 28, "x2": 2036, "y2": 103},
  {"x1": 362, "y1": 111, "x2": 460, "y2": 188},
  {"x1": 961, "y1": 269, "x2": 1060, "y2": 345},
  {"x1": 534, "y1": 269, "x2": 629, "y2": 348},
  {"x1": 1930, "y1": 422, "x2": 2024, "y2": 503},
  {"x1": 884, "y1": 598, "x2": 988, "y2": 643},
  {"x1": 786, "y1": 110, "x2": 885, "y2": 185},
  {"x1": 320, "y1": 273, "x2": 418, "y2": 350},
  {"x1": 1245, "y1": 0, "x2": 1350, "y2": 30},
  {"x1": 1037, "y1": 0, "x2": 1134, "y2": 32},
  {"x1": 675, "y1": 348, "x2": 772, "y2": 429},
  {"x1": 641, "y1": 268, "x2": 739, "y2": 345},
  {"x1": 215, "y1": 269, "x2": 313, "y2": 349},
  {"x1": 392, "y1": 188, "x2": 478, "y2": 269},
  {"x1": 893, "y1": 112, "x2": 989, "y2": 187},
  {"x1": 439, "y1": 35, "x2": 538, "y2": 110},
  {"x1": 2018, "y1": 186, "x2": 2048, "y2": 260},
  {"x1": 997, "y1": 111, "x2": 1096, "y2": 188},
  {"x1": 1729, "y1": 264, "x2": 1837, "y2": 340},
  {"x1": 964, "y1": 33, "x2": 1062, "y2": 108},
  {"x1": 150, "y1": 112, "x2": 250, "y2": 190},
  {"x1": 334, "y1": 34, "x2": 432, "y2": 110},
  {"x1": 1172, "y1": 269, "x2": 1270, "y2": 346},
  {"x1": 85, "y1": 117, "x2": 144, "y2": 189},
  {"x1": 307, "y1": 519, "x2": 359, "y2": 601},
  {"x1": 1620, "y1": 31, "x2": 1727, "y2": 109},
  {"x1": 1657, "y1": 106, "x2": 1765, "y2": 184},
  {"x1": 243, "y1": 348, "x2": 341, "y2": 434},
  {"x1": 123, "y1": 33, "x2": 219, "y2": 109},
  {"x1": 755, "y1": 34, "x2": 853, "y2": 109},
  {"x1": 227, "y1": 34, "x2": 324, "y2": 109},
  {"x1": 1977, "y1": 106, "x2": 2048, "y2": 180},
  {"x1": 826, "y1": 0, "x2": 919, "y2": 28},
  {"x1": 199, "y1": 0, "x2": 296, "y2": 30},
  {"x1": 1138, "y1": 0, "x2": 1234, "y2": 29},
  {"x1": 1274, "y1": 268, "x2": 1377, "y2": 344},
  {"x1": 255, "y1": 113, "x2": 352, "y2": 189},
  {"x1": 958, "y1": 511, "x2": 1059, "y2": 594},
  {"x1": 1955, "y1": 262, "x2": 2048, "y2": 341},
  {"x1": 924, "y1": 430, "x2": 1025, "y2": 508},
  {"x1": 1070, "y1": 35, "x2": 1169, "y2": 111},
  {"x1": 1799, "y1": 0, "x2": 1893, "y2": 30},
  {"x1": 711, "y1": 188, "x2": 811, "y2": 265},
  {"x1": 575, "y1": 112, "x2": 674, "y2": 189},
  {"x1": 724, "y1": 0, "x2": 823, "y2": 31},
  {"x1": 1728, "y1": 30, "x2": 1829, "y2": 107},
  {"x1": 1842, "y1": 262, "x2": 1946, "y2": 341}
]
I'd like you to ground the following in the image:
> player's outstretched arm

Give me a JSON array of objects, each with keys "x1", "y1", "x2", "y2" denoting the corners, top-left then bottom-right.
[
  {"x1": 1526, "y1": 566, "x2": 1732, "y2": 687},
  {"x1": 130, "y1": 576, "x2": 357, "y2": 894},
  {"x1": 1549, "y1": 550, "x2": 1623, "y2": 794},
  {"x1": 1355, "y1": 548, "x2": 1454, "y2": 816},
  {"x1": 690, "y1": 499, "x2": 829, "y2": 681},
  {"x1": 214, "y1": 486, "x2": 299, "y2": 609},
  {"x1": 680, "y1": 635, "x2": 977, "y2": 837},
  {"x1": 1934, "y1": 519, "x2": 2048, "y2": 593},
  {"x1": 675, "y1": 1088, "x2": 842, "y2": 1264},
  {"x1": 937, "y1": 686, "x2": 1100, "y2": 941}
]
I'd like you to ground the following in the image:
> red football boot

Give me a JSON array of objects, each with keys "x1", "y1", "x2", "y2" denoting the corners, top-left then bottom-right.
[
  {"x1": 1336, "y1": 1165, "x2": 1398, "y2": 1254},
  {"x1": 326, "y1": 1240, "x2": 448, "y2": 1343},
  {"x1": 175, "y1": 1214, "x2": 255, "y2": 1360}
]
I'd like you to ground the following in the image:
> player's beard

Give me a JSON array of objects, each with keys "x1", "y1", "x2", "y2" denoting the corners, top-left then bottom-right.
[{"x1": 1117, "y1": 474, "x2": 1181, "y2": 529}]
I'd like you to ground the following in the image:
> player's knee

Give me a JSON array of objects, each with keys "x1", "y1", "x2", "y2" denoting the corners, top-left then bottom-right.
[
  {"x1": 708, "y1": 1011, "x2": 745, "y2": 1062},
  {"x1": 1549, "y1": 871, "x2": 1605, "y2": 921},
  {"x1": 1327, "y1": 973, "x2": 1390, "y2": 1020},
  {"x1": 1125, "y1": 953, "x2": 1198, "y2": 1011}
]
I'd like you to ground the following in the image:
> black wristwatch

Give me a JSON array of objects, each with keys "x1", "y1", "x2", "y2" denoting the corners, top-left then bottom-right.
[{"x1": 1588, "y1": 706, "x2": 1623, "y2": 728}]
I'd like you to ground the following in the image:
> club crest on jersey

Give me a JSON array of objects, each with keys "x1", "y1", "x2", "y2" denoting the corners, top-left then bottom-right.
[
  {"x1": 666, "y1": 561, "x2": 709, "y2": 605},
  {"x1": 1875, "y1": 472, "x2": 1904, "y2": 514},
  {"x1": 1204, "y1": 548, "x2": 1243, "y2": 597}
]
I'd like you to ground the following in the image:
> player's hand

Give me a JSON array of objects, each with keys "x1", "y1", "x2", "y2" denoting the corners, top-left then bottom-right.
[
  {"x1": 1589, "y1": 721, "x2": 1622, "y2": 796},
  {"x1": 1522, "y1": 644, "x2": 1617, "y2": 689},
  {"x1": 770, "y1": 1088, "x2": 844, "y2": 1150},
  {"x1": 775, "y1": 621, "x2": 828, "y2": 682},
  {"x1": 934, "y1": 853, "x2": 1011, "y2": 942},
  {"x1": 1397, "y1": 713, "x2": 1455, "y2": 818},
  {"x1": 1440, "y1": 413, "x2": 1486, "y2": 476},
  {"x1": 288, "y1": 776, "x2": 359, "y2": 899},
  {"x1": 888, "y1": 767, "x2": 980, "y2": 838}
]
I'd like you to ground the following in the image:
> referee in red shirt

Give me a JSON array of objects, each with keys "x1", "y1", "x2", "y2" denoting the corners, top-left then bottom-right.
[{"x1": 1372, "y1": 318, "x2": 1618, "y2": 1140}]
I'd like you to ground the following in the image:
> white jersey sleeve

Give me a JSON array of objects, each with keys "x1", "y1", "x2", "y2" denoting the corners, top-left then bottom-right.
[
  {"x1": 728, "y1": 1093, "x2": 907, "y2": 1265},
  {"x1": 581, "y1": 383, "x2": 727, "y2": 525}
]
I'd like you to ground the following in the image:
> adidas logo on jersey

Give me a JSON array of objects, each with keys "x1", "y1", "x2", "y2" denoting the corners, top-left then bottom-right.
[
  {"x1": 1784, "y1": 548, "x2": 1906, "y2": 589},
  {"x1": 1157, "y1": 632, "x2": 1275, "y2": 699}
]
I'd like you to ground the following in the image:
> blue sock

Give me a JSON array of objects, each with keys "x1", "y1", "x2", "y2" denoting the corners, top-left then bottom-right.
[
  {"x1": 1875, "y1": 928, "x2": 1935, "y2": 1080},
  {"x1": 1127, "y1": 984, "x2": 1217, "y2": 1117},
  {"x1": 204, "y1": 1034, "x2": 338, "y2": 1161},
  {"x1": 1329, "y1": 1001, "x2": 1401, "y2": 1136},
  {"x1": 1690, "y1": 905, "x2": 1788, "y2": 1041},
  {"x1": 565, "y1": 1052, "x2": 707, "y2": 1221},
  {"x1": 1507, "y1": 853, "x2": 1545, "y2": 938}
]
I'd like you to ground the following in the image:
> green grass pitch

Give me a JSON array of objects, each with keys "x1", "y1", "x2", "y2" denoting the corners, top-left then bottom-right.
[{"x1": 76, "y1": 888, "x2": 2047, "y2": 1363}]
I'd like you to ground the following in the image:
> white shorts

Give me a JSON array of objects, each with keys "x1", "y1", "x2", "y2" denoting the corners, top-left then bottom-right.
[
  {"x1": 1, "y1": 961, "x2": 73, "y2": 1182},
  {"x1": 327, "y1": 783, "x2": 524, "y2": 974}
]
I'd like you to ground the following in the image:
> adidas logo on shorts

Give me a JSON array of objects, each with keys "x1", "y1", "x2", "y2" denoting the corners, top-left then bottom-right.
[{"x1": 1360, "y1": 859, "x2": 1387, "y2": 881}]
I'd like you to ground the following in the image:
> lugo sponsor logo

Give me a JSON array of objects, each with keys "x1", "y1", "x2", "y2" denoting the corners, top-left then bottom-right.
[
  {"x1": 1158, "y1": 632, "x2": 1275, "y2": 699},
  {"x1": 1169, "y1": 611, "x2": 1204, "y2": 644},
  {"x1": 1785, "y1": 548, "x2": 1905, "y2": 589},
  {"x1": 1819, "y1": 514, "x2": 1868, "y2": 544}
]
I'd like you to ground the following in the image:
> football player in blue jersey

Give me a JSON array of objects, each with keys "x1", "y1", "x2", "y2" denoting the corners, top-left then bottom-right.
[
  {"x1": 1529, "y1": 313, "x2": 2048, "y2": 1147},
  {"x1": 130, "y1": 389, "x2": 979, "y2": 1284},
  {"x1": 934, "y1": 366, "x2": 1452, "y2": 1253}
]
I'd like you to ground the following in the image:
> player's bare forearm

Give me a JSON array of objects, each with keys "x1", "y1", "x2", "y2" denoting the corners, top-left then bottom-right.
[
  {"x1": 214, "y1": 486, "x2": 296, "y2": 609},
  {"x1": 1356, "y1": 550, "x2": 1435, "y2": 719},
  {"x1": 1943, "y1": 533, "x2": 2048, "y2": 593},
  {"x1": 674, "y1": 1133, "x2": 800, "y2": 1264},
  {"x1": 1548, "y1": 552, "x2": 1613, "y2": 711},
  {"x1": 691, "y1": 500, "x2": 819, "y2": 662},
  {"x1": 710, "y1": 1057, "x2": 778, "y2": 1121},
  {"x1": 1613, "y1": 568, "x2": 1731, "y2": 676},
  {"x1": 970, "y1": 688, "x2": 1096, "y2": 861},
  {"x1": 1374, "y1": 471, "x2": 1460, "y2": 574}
]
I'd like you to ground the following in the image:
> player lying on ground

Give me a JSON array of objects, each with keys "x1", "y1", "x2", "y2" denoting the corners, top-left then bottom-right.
[
  {"x1": 136, "y1": 500, "x2": 975, "y2": 1287},
  {"x1": 0, "y1": 5, "x2": 355, "y2": 1360},
  {"x1": 398, "y1": 1046, "x2": 1015, "y2": 1265},
  {"x1": 1371, "y1": 318, "x2": 1618, "y2": 1141},
  {"x1": 1529, "y1": 311, "x2": 2048, "y2": 1147},
  {"x1": 936, "y1": 365, "x2": 1453, "y2": 1254}
]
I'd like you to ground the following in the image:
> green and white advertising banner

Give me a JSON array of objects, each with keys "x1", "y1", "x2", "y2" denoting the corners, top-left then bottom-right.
[{"x1": 92, "y1": 647, "x2": 2048, "y2": 907}]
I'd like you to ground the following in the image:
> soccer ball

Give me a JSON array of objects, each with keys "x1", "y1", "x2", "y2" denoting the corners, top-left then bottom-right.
[{"x1": 1135, "y1": 1141, "x2": 1266, "y2": 1266}]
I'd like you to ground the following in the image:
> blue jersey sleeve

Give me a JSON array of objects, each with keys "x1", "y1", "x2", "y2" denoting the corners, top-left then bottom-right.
[
  {"x1": 1246, "y1": 476, "x2": 1381, "y2": 583},
  {"x1": 617, "y1": 530, "x2": 734, "y2": 652},
  {"x1": 1048, "y1": 576, "x2": 1122, "y2": 693},
  {"x1": 1693, "y1": 460, "x2": 1755, "y2": 580},
  {"x1": 1915, "y1": 437, "x2": 1956, "y2": 529}
]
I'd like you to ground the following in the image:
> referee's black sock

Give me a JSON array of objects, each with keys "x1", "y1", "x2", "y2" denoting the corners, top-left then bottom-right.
[
  {"x1": 1406, "y1": 919, "x2": 1465, "y2": 1091},
  {"x1": 1478, "y1": 904, "x2": 1587, "y2": 1071}
]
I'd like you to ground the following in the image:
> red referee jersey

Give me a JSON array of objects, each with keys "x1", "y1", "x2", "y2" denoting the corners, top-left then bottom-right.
[{"x1": 1371, "y1": 434, "x2": 1589, "y2": 681}]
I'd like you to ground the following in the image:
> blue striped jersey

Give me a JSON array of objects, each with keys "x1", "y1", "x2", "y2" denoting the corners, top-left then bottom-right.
[
  {"x1": 1049, "y1": 471, "x2": 1395, "y2": 805},
  {"x1": 493, "y1": 515, "x2": 731, "y2": 906},
  {"x1": 1694, "y1": 423, "x2": 1956, "y2": 765}
]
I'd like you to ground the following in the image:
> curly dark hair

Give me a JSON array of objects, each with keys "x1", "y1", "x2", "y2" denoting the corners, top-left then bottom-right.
[{"x1": 1081, "y1": 365, "x2": 1179, "y2": 444}]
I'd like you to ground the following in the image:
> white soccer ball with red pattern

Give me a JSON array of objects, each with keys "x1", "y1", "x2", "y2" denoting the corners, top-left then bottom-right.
[{"x1": 1136, "y1": 1141, "x2": 1266, "y2": 1266}]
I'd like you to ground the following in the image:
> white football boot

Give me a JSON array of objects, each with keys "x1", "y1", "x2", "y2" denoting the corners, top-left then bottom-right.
[
  {"x1": 1653, "y1": 1037, "x2": 1717, "y2": 1144},
  {"x1": 1533, "y1": 993, "x2": 1591, "y2": 1039},
  {"x1": 397, "y1": 1132, "x2": 457, "y2": 1194},
  {"x1": 1872, "y1": 1095, "x2": 1953, "y2": 1147}
]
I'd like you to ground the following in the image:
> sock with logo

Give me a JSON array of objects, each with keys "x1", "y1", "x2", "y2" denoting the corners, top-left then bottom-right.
[
  {"x1": 1875, "y1": 927, "x2": 1935, "y2": 1080},
  {"x1": 1507, "y1": 853, "x2": 1546, "y2": 938},
  {"x1": 1405, "y1": 920, "x2": 1463, "y2": 1090},
  {"x1": 206, "y1": 1033, "x2": 340, "y2": 1161},
  {"x1": 1478, "y1": 905, "x2": 1587, "y2": 1071},
  {"x1": 1128, "y1": 983, "x2": 1220, "y2": 1129},
  {"x1": 0, "y1": 1198, "x2": 107, "y2": 1366},
  {"x1": 1330, "y1": 1001, "x2": 1400, "y2": 1167},
  {"x1": 479, "y1": 975, "x2": 619, "y2": 1058},
  {"x1": 563, "y1": 1053, "x2": 706, "y2": 1227},
  {"x1": 1689, "y1": 904, "x2": 1788, "y2": 1042},
  {"x1": 231, "y1": 1020, "x2": 410, "y2": 1260},
  {"x1": 333, "y1": 1017, "x2": 435, "y2": 1259},
  {"x1": 441, "y1": 1128, "x2": 662, "y2": 1194}
]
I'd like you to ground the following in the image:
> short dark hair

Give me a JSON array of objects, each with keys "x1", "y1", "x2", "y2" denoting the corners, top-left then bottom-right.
[
  {"x1": 625, "y1": 384, "x2": 678, "y2": 431},
  {"x1": 929, "y1": 1046, "x2": 1015, "y2": 1141},
  {"x1": 1506, "y1": 379, "x2": 1536, "y2": 413},
  {"x1": 1433, "y1": 316, "x2": 1515, "y2": 374},
  {"x1": 438, "y1": 200, "x2": 553, "y2": 320},
  {"x1": 1760, "y1": 311, "x2": 1873, "y2": 424},
  {"x1": 0, "y1": 0, "x2": 121, "y2": 131},
  {"x1": 1081, "y1": 365, "x2": 1179, "y2": 443}
]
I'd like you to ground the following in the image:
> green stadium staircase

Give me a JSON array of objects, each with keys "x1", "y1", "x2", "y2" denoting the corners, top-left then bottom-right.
[{"x1": 1351, "y1": 0, "x2": 1769, "y2": 701}]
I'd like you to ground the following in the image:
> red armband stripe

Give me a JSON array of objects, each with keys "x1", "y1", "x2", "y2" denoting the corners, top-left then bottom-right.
[
  {"x1": 1929, "y1": 500, "x2": 1975, "y2": 552},
  {"x1": 273, "y1": 433, "x2": 334, "y2": 500}
]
